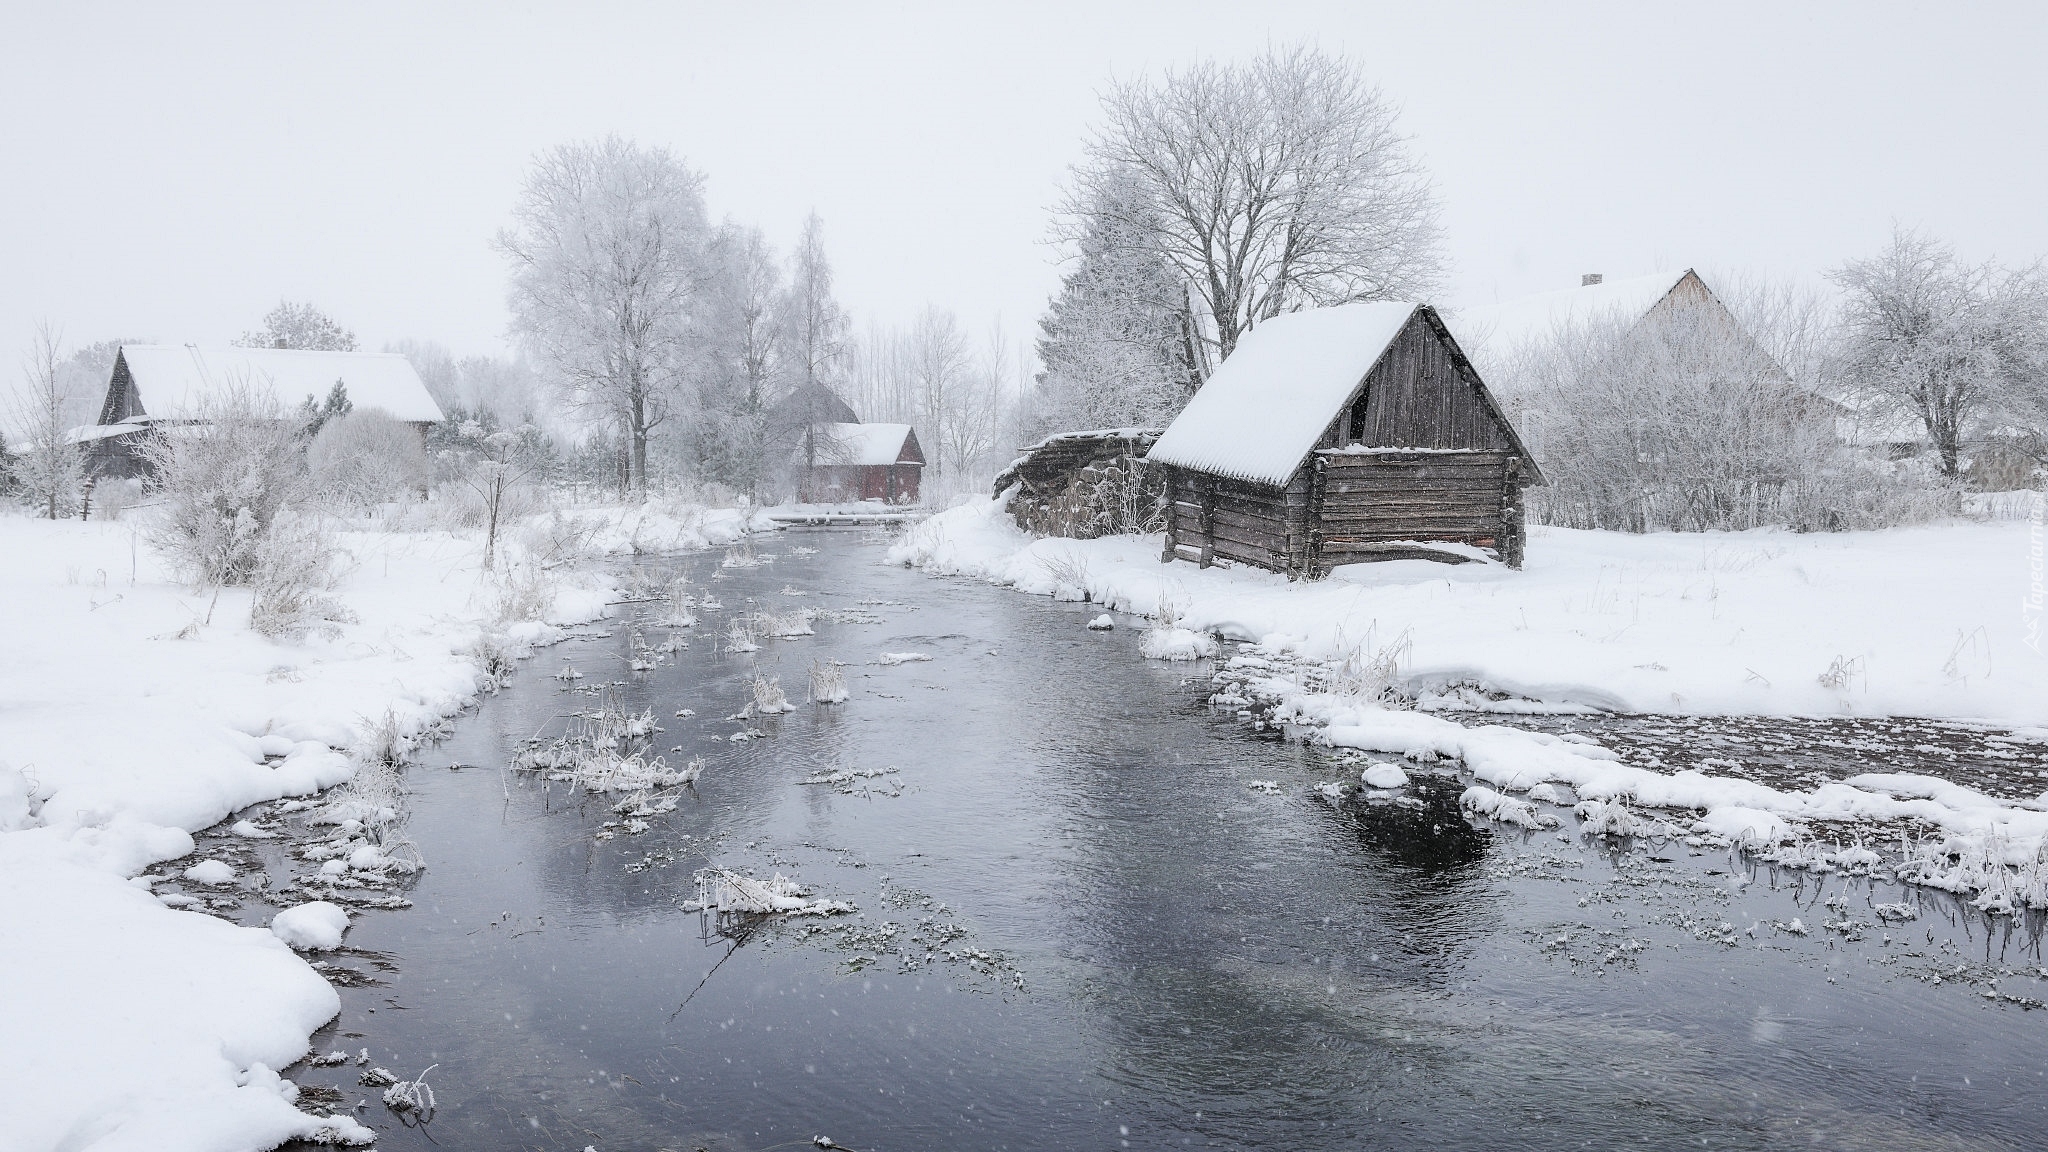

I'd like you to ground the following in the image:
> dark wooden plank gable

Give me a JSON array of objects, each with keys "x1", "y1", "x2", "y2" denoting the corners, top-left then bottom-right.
[
  {"x1": 1319, "y1": 307, "x2": 1545, "y2": 485},
  {"x1": 97, "y1": 348, "x2": 141, "y2": 426}
]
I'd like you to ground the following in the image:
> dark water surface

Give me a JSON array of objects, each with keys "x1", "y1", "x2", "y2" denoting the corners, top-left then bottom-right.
[{"x1": 289, "y1": 531, "x2": 2048, "y2": 1151}]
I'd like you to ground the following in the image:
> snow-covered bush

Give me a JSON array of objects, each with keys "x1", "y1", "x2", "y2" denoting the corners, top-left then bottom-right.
[
  {"x1": 248, "y1": 511, "x2": 356, "y2": 639},
  {"x1": 307, "y1": 409, "x2": 430, "y2": 511},
  {"x1": 141, "y1": 388, "x2": 307, "y2": 586}
]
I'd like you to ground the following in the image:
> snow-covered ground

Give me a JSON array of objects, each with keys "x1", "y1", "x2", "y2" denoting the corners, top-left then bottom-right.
[
  {"x1": 889, "y1": 497, "x2": 2048, "y2": 912},
  {"x1": 0, "y1": 501, "x2": 765, "y2": 1152},
  {"x1": 890, "y1": 497, "x2": 2047, "y2": 722}
]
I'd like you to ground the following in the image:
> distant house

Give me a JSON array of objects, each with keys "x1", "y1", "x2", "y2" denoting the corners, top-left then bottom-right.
[
  {"x1": 795, "y1": 423, "x2": 925, "y2": 504},
  {"x1": 1453, "y1": 269, "x2": 1733, "y2": 366},
  {"x1": 86, "y1": 344, "x2": 444, "y2": 476},
  {"x1": 1454, "y1": 267, "x2": 1851, "y2": 455},
  {"x1": 1148, "y1": 301, "x2": 1542, "y2": 575}
]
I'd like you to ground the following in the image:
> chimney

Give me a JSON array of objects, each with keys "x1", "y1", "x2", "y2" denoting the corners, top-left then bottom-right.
[{"x1": 1581, "y1": 273, "x2": 1603, "y2": 287}]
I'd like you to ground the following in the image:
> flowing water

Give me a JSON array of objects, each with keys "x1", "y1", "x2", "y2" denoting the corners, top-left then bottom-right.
[{"x1": 276, "y1": 531, "x2": 2048, "y2": 1151}]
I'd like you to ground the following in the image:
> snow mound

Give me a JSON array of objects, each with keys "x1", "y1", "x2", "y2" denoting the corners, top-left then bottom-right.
[
  {"x1": 1141, "y1": 627, "x2": 1217, "y2": 661},
  {"x1": 1087, "y1": 614, "x2": 1115, "y2": 631},
  {"x1": 183, "y1": 859, "x2": 236, "y2": 886},
  {"x1": 271, "y1": 901, "x2": 351, "y2": 951},
  {"x1": 877, "y1": 652, "x2": 931, "y2": 665},
  {"x1": 1361, "y1": 763, "x2": 1410, "y2": 789}
]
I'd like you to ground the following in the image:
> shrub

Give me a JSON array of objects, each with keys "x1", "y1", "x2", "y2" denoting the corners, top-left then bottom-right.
[
  {"x1": 248, "y1": 512, "x2": 356, "y2": 639},
  {"x1": 141, "y1": 387, "x2": 306, "y2": 586},
  {"x1": 307, "y1": 409, "x2": 430, "y2": 511}
]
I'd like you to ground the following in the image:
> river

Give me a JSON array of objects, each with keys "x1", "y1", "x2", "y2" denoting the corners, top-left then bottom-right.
[{"x1": 271, "y1": 529, "x2": 2048, "y2": 1151}]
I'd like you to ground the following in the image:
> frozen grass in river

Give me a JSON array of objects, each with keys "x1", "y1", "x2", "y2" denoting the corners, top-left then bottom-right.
[
  {"x1": 661, "y1": 574, "x2": 697, "y2": 627},
  {"x1": 810, "y1": 659, "x2": 848, "y2": 704},
  {"x1": 753, "y1": 607, "x2": 816, "y2": 638},
  {"x1": 724, "y1": 618, "x2": 761, "y2": 653},
  {"x1": 1141, "y1": 586, "x2": 1218, "y2": 661},
  {"x1": 751, "y1": 676, "x2": 795, "y2": 714},
  {"x1": 687, "y1": 868, "x2": 856, "y2": 918},
  {"x1": 1321, "y1": 624, "x2": 1413, "y2": 706},
  {"x1": 513, "y1": 695, "x2": 692, "y2": 793}
]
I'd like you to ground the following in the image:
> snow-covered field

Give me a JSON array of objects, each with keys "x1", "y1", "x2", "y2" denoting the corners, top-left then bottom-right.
[
  {"x1": 0, "y1": 501, "x2": 765, "y2": 1152},
  {"x1": 889, "y1": 497, "x2": 2048, "y2": 912}
]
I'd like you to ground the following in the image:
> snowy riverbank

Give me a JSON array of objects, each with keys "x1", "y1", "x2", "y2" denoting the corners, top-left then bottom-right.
[
  {"x1": 0, "y1": 502, "x2": 767, "y2": 1152},
  {"x1": 888, "y1": 497, "x2": 2048, "y2": 912},
  {"x1": 889, "y1": 496, "x2": 2048, "y2": 723}
]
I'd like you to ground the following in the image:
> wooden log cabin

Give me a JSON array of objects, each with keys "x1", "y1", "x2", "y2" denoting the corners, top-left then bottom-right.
[{"x1": 1146, "y1": 302, "x2": 1543, "y2": 577}]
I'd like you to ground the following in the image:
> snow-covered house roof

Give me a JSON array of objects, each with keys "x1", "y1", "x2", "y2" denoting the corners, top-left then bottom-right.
[
  {"x1": 810, "y1": 423, "x2": 923, "y2": 467},
  {"x1": 114, "y1": 345, "x2": 444, "y2": 424},
  {"x1": 1146, "y1": 302, "x2": 1420, "y2": 487},
  {"x1": 1451, "y1": 270, "x2": 1699, "y2": 367}
]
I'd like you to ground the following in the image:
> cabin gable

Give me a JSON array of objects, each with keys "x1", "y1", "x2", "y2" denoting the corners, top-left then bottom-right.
[{"x1": 1308, "y1": 308, "x2": 1543, "y2": 485}]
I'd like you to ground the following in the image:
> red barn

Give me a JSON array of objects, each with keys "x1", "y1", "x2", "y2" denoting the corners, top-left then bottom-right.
[{"x1": 796, "y1": 423, "x2": 924, "y2": 504}]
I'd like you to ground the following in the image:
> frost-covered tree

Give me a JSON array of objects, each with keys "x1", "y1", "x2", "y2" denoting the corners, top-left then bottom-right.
[
  {"x1": 1032, "y1": 188, "x2": 1197, "y2": 435},
  {"x1": 11, "y1": 324, "x2": 84, "y2": 518},
  {"x1": 1829, "y1": 228, "x2": 2048, "y2": 477},
  {"x1": 1061, "y1": 45, "x2": 1441, "y2": 379},
  {"x1": 689, "y1": 224, "x2": 786, "y2": 500},
  {"x1": 237, "y1": 301, "x2": 356, "y2": 351},
  {"x1": 297, "y1": 380, "x2": 352, "y2": 441},
  {"x1": 497, "y1": 136, "x2": 712, "y2": 492}
]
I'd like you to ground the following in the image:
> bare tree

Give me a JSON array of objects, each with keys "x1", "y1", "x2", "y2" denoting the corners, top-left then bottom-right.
[
  {"x1": 497, "y1": 136, "x2": 711, "y2": 492},
  {"x1": 937, "y1": 321, "x2": 1012, "y2": 478},
  {"x1": 11, "y1": 324, "x2": 83, "y2": 519},
  {"x1": 782, "y1": 212, "x2": 851, "y2": 468},
  {"x1": 1061, "y1": 45, "x2": 1441, "y2": 378},
  {"x1": 458, "y1": 426, "x2": 543, "y2": 569},
  {"x1": 908, "y1": 308, "x2": 971, "y2": 479},
  {"x1": 1829, "y1": 228, "x2": 2048, "y2": 477},
  {"x1": 237, "y1": 301, "x2": 356, "y2": 351},
  {"x1": 846, "y1": 320, "x2": 917, "y2": 426}
]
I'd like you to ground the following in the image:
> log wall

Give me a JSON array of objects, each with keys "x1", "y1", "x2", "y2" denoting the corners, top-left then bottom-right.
[{"x1": 1160, "y1": 451, "x2": 1526, "y2": 578}]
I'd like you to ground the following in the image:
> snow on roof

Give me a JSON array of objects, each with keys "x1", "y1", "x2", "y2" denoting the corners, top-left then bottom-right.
[
  {"x1": 118, "y1": 345, "x2": 444, "y2": 424},
  {"x1": 811, "y1": 423, "x2": 918, "y2": 467},
  {"x1": 1147, "y1": 302, "x2": 1418, "y2": 487},
  {"x1": 1450, "y1": 270, "x2": 1692, "y2": 367}
]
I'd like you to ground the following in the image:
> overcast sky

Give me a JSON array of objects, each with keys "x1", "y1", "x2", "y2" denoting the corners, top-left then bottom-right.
[{"x1": 4, "y1": 2, "x2": 2045, "y2": 379}]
